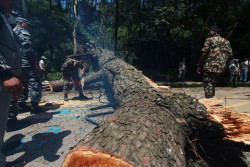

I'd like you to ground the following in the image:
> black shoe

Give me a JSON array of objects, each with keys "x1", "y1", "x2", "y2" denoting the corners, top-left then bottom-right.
[
  {"x1": 7, "y1": 113, "x2": 17, "y2": 120},
  {"x1": 8, "y1": 107, "x2": 18, "y2": 119},
  {"x1": 79, "y1": 94, "x2": 90, "y2": 100},
  {"x1": 64, "y1": 94, "x2": 69, "y2": 101},
  {"x1": 30, "y1": 103, "x2": 45, "y2": 115},
  {"x1": 6, "y1": 118, "x2": 18, "y2": 132},
  {"x1": 18, "y1": 102, "x2": 30, "y2": 113}
]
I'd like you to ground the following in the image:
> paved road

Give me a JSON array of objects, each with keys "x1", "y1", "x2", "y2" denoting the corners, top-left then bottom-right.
[
  {"x1": 3, "y1": 90, "x2": 114, "y2": 167},
  {"x1": 3, "y1": 87, "x2": 250, "y2": 166},
  {"x1": 172, "y1": 87, "x2": 250, "y2": 113}
]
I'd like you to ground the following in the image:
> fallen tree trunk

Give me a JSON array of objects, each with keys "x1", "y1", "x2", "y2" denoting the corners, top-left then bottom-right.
[
  {"x1": 49, "y1": 71, "x2": 105, "y2": 93},
  {"x1": 63, "y1": 49, "x2": 248, "y2": 167},
  {"x1": 49, "y1": 80, "x2": 71, "y2": 92}
]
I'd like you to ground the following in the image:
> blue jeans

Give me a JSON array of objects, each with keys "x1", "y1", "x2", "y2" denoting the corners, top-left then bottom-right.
[{"x1": 240, "y1": 69, "x2": 248, "y2": 81}]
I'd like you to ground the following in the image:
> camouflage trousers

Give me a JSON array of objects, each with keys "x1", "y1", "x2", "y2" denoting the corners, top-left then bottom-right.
[
  {"x1": 18, "y1": 68, "x2": 42, "y2": 104},
  {"x1": 63, "y1": 79, "x2": 82, "y2": 95},
  {"x1": 203, "y1": 72, "x2": 217, "y2": 98}
]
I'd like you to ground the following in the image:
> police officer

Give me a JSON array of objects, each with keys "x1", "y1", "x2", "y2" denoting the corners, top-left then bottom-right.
[
  {"x1": 13, "y1": 17, "x2": 43, "y2": 114},
  {"x1": 62, "y1": 57, "x2": 88, "y2": 101},
  {"x1": 0, "y1": 0, "x2": 22, "y2": 166},
  {"x1": 197, "y1": 26, "x2": 233, "y2": 98}
]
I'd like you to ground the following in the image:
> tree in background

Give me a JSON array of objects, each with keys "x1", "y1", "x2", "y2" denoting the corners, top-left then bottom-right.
[
  {"x1": 114, "y1": 0, "x2": 119, "y2": 53},
  {"x1": 73, "y1": 0, "x2": 79, "y2": 55},
  {"x1": 22, "y1": 0, "x2": 28, "y2": 17},
  {"x1": 13, "y1": 0, "x2": 250, "y2": 81}
]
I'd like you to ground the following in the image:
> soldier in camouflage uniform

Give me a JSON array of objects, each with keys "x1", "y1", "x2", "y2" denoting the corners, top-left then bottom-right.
[
  {"x1": 13, "y1": 17, "x2": 43, "y2": 115},
  {"x1": 197, "y1": 26, "x2": 233, "y2": 98},
  {"x1": 62, "y1": 58, "x2": 88, "y2": 101}
]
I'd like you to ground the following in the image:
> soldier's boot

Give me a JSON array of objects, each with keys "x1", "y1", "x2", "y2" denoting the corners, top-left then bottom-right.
[
  {"x1": 18, "y1": 102, "x2": 30, "y2": 113},
  {"x1": 64, "y1": 94, "x2": 69, "y2": 101},
  {"x1": 7, "y1": 107, "x2": 18, "y2": 132},
  {"x1": 30, "y1": 103, "x2": 45, "y2": 115},
  {"x1": 205, "y1": 93, "x2": 214, "y2": 99},
  {"x1": 8, "y1": 111, "x2": 18, "y2": 121}
]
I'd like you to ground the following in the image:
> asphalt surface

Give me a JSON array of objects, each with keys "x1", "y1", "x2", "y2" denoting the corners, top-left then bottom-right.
[
  {"x1": 3, "y1": 90, "x2": 114, "y2": 167},
  {"x1": 172, "y1": 87, "x2": 250, "y2": 113}
]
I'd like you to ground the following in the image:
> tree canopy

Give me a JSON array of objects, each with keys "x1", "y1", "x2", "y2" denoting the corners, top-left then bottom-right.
[{"x1": 14, "y1": 0, "x2": 250, "y2": 80}]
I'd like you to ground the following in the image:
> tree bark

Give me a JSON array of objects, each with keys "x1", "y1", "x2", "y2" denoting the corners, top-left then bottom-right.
[
  {"x1": 114, "y1": 0, "x2": 119, "y2": 54},
  {"x1": 57, "y1": 0, "x2": 62, "y2": 10},
  {"x1": 73, "y1": 0, "x2": 79, "y2": 55},
  {"x1": 22, "y1": 0, "x2": 28, "y2": 17},
  {"x1": 62, "y1": 48, "x2": 248, "y2": 167},
  {"x1": 49, "y1": 0, "x2": 52, "y2": 12}
]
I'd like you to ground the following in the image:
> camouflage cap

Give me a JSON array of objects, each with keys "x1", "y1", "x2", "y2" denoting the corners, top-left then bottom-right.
[{"x1": 16, "y1": 17, "x2": 32, "y2": 26}]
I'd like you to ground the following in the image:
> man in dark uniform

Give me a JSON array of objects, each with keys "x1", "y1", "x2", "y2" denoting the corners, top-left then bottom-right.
[
  {"x1": 197, "y1": 26, "x2": 233, "y2": 98},
  {"x1": 13, "y1": 17, "x2": 43, "y2": 114}
]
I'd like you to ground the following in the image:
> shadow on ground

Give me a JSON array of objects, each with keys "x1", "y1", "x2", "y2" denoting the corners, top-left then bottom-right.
[
  {"x1": 7, "y1": 104, "x2": 62, "y2": 132},
  {"x1": 2, "y1": 131, "x2": 71, "y2": 166}
]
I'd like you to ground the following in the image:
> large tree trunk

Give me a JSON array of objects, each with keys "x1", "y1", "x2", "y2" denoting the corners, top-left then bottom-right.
[
  {"x1": 114, "y1": 0, "x2": 119, "y2": 53},
  {"x1": 73, "y1": 0, "x2": 78, "y2": 55},
  {"x1": 22, "y1": 0, "x2": 28, "y2": 17},
  {"x1": 63, "y1": 49, "x2": 248, "y2": 167}
]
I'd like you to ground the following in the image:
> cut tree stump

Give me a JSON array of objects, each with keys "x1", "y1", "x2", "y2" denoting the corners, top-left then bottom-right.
[
  {"x1": 62, "y1": 49, "x2": 249, "y2": 167},
  {"x1": 199, "y1": 97, "x2": 250, "y2": 145}
]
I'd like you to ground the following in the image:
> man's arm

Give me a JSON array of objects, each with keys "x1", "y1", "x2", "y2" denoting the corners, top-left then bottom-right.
[
  {"x1": 0, "y1": 51, "x2": 13, "y2": 80},
  {"x1": 197, "y1": 38, "x2": 210, "y2": 74},
  {"x1": 0, "y1": 53, "x2": 22, "y2": 98},
  {"x1": 226, "y1": 41, "x2": 234, "y2": 62},
  {"x1": 197, "y1": 52, "x2": 207, "y2": 75},
  {"x1": 29, "y1": 52, "x2": 40, "y2": 71}
]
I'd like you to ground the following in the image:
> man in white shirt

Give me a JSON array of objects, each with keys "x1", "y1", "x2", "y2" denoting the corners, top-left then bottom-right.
[
  {"x1": 178, "y1": 58, "x2": 187, "y2": 82},
  {"x1": 240, "y1": 57, "x2": 249, "y2": 82},
  {"x1": 39, "y1": 56, "x2": 47, "y2": 81}
]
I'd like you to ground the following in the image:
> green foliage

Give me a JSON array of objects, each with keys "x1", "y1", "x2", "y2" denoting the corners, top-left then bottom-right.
[
  {"x1": 13, "y1": 0, "x2": 250, "y2": 81},
  {"x1": 47, "y1": 72, "x2": 62, "y2": 81},
  {"x1": 14, "y1": 0, "x2": 90, "y2": 73}
]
